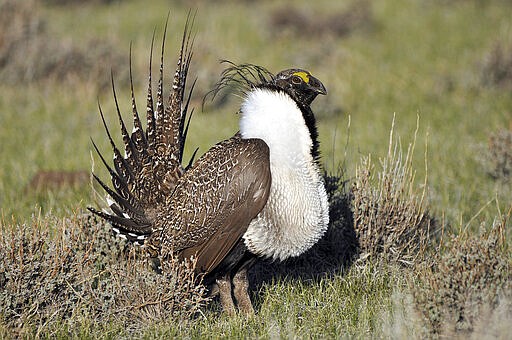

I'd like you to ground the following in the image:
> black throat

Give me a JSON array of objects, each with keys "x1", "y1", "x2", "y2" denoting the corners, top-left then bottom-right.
[{"x1": 299, "y1": 104, "x2": 321, "y2": 163}]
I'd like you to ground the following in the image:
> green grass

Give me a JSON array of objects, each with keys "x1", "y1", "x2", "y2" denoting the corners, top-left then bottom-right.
[
  {"x1": 141, "y1": 265, "x2": 399, "y2": 338},
  {"x1": 1, "y1": 0, "x2": 511, "y2": 337}
]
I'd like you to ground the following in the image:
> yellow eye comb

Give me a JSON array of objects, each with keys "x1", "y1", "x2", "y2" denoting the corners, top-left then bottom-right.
[{"x1": 292, "y1": 71, "x2": 310, "y2": 83}]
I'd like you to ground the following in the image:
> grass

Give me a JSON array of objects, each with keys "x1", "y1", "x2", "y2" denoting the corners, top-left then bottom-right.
[{"x1": 0, "y1": 0, "x2": 511, "y2": 338}]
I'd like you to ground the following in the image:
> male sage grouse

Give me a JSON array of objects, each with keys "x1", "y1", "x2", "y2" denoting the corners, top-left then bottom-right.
[{"x1": 88, "y1": 18, "x2": 329, "y2": 315}]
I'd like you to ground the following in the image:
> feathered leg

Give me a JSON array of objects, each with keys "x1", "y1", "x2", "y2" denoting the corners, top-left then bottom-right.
[
  {"x1": 233, "y1": 267, "x2": 254, "y2": 315},
  {"x1": 216, "y1": 274, "x2": 236, "y2": 316}
]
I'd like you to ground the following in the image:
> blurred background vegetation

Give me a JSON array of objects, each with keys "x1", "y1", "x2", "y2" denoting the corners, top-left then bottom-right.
[
  {"x1": 0, "y1": 0, "x2": 511, "y2": 337},
  {"x1": 1, "y1": 0, "x2": 511, "y2": 226}
]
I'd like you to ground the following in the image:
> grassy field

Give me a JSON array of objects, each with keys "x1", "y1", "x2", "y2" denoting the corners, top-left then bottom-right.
[{"x1": 1, "y1": 0, "x2": 511, "y2": 338}]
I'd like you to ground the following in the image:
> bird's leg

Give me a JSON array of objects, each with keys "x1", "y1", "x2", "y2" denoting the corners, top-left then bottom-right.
[
  {"x1": 233, "y1": 267, "x2": 254, "y2": 315},
  {"x1": 216, "y1": 273, "x2": 236, "y2": 316}
]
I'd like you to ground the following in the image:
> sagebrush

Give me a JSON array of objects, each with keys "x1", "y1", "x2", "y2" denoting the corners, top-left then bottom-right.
[
  {"x1": 0, "y1": 213, "x2": 209, "y2": 337},
  {"x1": 412, "y1": 211, "x2": 512, "y2": 335},
  {"x1": 352, "y1": 120, "x2": 435, "y2": 265}
]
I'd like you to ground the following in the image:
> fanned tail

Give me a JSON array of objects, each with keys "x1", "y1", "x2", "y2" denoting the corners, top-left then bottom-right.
[{"x1": 88, "y1": 14, "x2": 197, "y2": 245}]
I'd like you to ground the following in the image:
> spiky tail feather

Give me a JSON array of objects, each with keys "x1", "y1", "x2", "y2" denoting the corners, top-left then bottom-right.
[{"x1": 88, "y1": 13, "x2": 197, "y2": 245}]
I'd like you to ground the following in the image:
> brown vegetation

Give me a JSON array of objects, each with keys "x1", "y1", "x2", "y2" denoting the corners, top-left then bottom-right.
[
  {"x1": 412, "y1": 213, "x2": 512, "y2": 335},
  {"x1": 350, "y1": 121, "x2": 512, "y2": 337},
  {"x1": 0, "y1": 213, "x2": 209, "y2": 337},
  {"x1": 351, "y1": 122, "x2": 435, "y2": 265}
]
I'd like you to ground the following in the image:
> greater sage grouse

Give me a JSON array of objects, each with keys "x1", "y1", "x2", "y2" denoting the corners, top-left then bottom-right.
[{"x1": 88, "y1": 19, "x2": 329, "y2": 315}]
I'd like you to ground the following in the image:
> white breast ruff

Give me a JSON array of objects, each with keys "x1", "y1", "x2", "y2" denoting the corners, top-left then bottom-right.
[{"x1": 239, "y1": 88, "x2": 329, "y2": 261}]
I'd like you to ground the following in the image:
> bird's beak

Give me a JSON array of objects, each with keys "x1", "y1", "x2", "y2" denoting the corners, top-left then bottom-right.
[{"x1": 309, "y1": 75, "x2": 327, "y2": 96}]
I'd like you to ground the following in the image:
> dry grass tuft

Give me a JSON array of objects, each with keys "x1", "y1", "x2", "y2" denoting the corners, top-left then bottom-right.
[
  {"x1": 482, "y1": 40, "x2": 512, "y2": 89},
  {"x1": 351, "y1": 119, "x2": 435, "y2": 265},
  {"x1": 269, "y1": 1, "x2": 373, "y2": 38},
  {"x1": 0, "y1": 212, "x2": 209, "y2": 336},
  {"x1": 0, "y1": 0, "x2": 126, "y2": 86},
  {"x1": 484, "y1": 128, "x2": 512, "y2": 180},
  {"x1": 412, "y1": 209, "x2": 512, "y2": 336}
]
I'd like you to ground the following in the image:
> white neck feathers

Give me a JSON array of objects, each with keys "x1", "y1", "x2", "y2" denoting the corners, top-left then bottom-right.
[{"x1": 239, "y1": 88, "x2": 312, "y2": 165}]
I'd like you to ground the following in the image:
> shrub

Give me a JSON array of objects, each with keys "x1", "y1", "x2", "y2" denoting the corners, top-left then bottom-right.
[
  {"x1": 0, "y1": 212, "x2": 209, "y2": 337},
  {"x1": 412, "y1": 211, "x2": 512, "y2": 335},
  {"x1": 351, "y1": 119, "x2": 435, "y2": 265}
]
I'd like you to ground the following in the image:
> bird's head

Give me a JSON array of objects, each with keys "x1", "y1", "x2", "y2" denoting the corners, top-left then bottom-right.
[
  {"x1": 273, "y1": 69, "x2": 327, "y2": 107},
  {"x1": 204, "y1": 62, "x2": 327, "y2": 109}
]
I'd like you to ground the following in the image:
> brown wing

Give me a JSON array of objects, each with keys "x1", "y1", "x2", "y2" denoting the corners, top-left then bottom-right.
[{"x1": 154, "y1": 136, "x2": 271, "y2": 274}]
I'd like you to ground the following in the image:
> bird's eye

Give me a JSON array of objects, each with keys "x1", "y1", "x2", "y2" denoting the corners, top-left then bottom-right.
[{"x1": 291, "y1": 75, "x2": 302, "y2": 84}]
